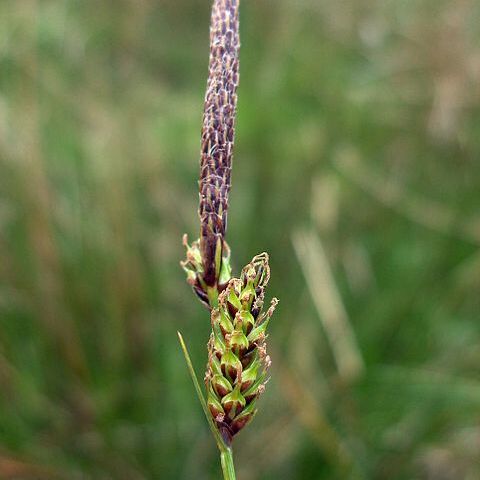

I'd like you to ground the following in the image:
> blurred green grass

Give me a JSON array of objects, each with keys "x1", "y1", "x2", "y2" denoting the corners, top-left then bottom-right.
[{"x1": 1, "y1": 0, "x2": 480, "y2": 479}]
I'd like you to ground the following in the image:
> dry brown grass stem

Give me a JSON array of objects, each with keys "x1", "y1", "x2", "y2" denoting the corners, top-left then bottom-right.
[{"x1": 292, "y1": 229, "x2": 364, "y2": 383}]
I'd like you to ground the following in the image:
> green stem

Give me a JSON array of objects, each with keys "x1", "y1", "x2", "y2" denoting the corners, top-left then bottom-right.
[
  {"x1": 178, "y1": 332, "x2": 238, "y2": 480},
  {"x1": 220, "y1": 447, "x2": 236, "y2": 480}
]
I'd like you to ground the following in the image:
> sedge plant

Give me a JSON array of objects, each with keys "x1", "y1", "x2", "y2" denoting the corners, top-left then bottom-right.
[{"x1": 179, "y1": 1, "x2": 278, "y2": 478}]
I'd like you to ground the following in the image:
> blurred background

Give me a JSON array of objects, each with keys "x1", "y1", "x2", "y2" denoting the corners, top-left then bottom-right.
[{"x1": 1, "y1": 0, "x2": 480, "y2": 479}]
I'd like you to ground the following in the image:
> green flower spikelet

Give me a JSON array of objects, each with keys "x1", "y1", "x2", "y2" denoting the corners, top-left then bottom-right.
[{"x1": 205, "y1": 253, "x2": 278, "y2": 444}]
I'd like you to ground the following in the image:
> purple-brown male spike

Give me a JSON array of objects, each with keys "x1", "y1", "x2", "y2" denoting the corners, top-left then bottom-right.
[{"x1": 199, "y1": 0, "x2": 240, "y2": 287}]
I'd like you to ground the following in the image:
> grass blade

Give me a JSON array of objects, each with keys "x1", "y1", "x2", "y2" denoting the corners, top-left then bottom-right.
[{"x1": 177, "y1": 331, "x2": 226, "y2": 451}]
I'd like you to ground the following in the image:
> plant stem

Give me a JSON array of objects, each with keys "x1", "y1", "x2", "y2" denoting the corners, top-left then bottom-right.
[{"x1": 220, "y1": 447, "x2": 236, "y2": 480}]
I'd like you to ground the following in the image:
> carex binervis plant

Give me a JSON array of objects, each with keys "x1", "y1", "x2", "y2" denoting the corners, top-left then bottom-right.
[{"x1": 179, "y1": 0, "x2": 278, "y2": 478}]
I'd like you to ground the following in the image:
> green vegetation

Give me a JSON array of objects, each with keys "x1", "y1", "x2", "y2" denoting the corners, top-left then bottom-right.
[{"x1": 1, "y1": 1, "x2": 479, "y2": 479}]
